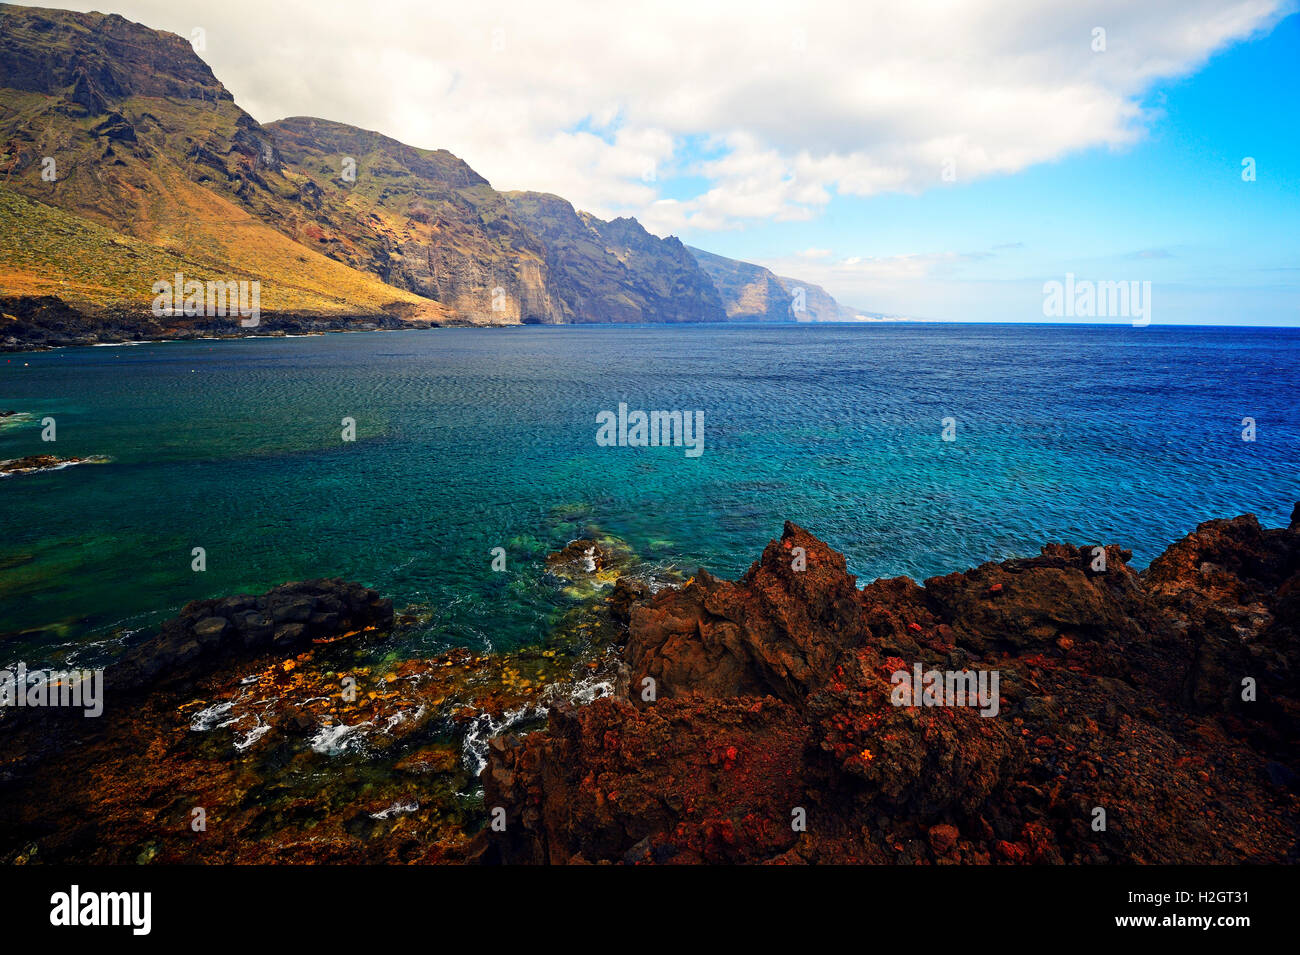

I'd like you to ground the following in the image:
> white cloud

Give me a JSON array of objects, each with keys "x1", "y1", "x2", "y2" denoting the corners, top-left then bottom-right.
[
  {"x1": 32, "y1": 0, "x2": 1290, "y2": 232},
  {"x1": 752, "y1": 246, "x2": 1023, "y2": 320}
]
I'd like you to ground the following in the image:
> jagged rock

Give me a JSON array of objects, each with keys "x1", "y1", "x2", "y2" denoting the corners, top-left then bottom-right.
[
  {"x1": 545, "y1": 538, "x2": 608, "y2": 579},
  {"x1": 608, "y1": 577, "x2": 649, "y2": 626},
  {"x1": 481, "y1": 507, "x2": 1300, "y2": 864},
  {"x1": 626, "y1": 522, "x2": 866, "y2": 702},
  {"x1": 478, "y1": 697, "x2": 811, "y2": 864}
]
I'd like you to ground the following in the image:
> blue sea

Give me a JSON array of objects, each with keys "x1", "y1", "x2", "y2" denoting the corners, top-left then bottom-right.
[{"x1": 2, "y1": 323, "x2": 1297, "y2": 667}]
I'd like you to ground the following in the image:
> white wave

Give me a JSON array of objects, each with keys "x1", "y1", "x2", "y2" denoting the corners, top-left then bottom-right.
[
  {"x1": 460, "y1": 703, "x2": 547, "y2": 780},
  {"x1": 382, "y1": 705, "x2": 425, "y2": 734},
  {"x1": 370, "y1": 797, "x2": 419, "y2": 820},
  {"x1": 190, "y1": 700, "x2": 236, "y2": 732},
  {"x1": 459, "y1": 672, "x2": 615, "y2": 784},
  {"x1": 309, "y1": 721, "x2": 372, "y2": 756},
  {"x1": 550, "y1": 674, "x2": 614, "y2": 707},
  {"x1": 233, "y1": 724, "x2": 270, "y2": 751}
]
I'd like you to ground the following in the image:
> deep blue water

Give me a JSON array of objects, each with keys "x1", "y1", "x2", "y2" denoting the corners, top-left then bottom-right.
[{"x1": 1, "y1": 323, "x2": 1297, "y2": 666}]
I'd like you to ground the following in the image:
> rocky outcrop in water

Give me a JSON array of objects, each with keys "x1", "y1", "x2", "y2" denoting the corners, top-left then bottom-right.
[
  {"x1": 4, "y1": 509, "x2": 1295, "y2": 864},
  {"x1": 0, "y1": 291, "x2": 424, "y2": 351},
  {"x1": 110, "y1": 579, "x2": 394, "y2": 695},
  {"x1": 479, "y1": 509, "x2": 1300, "y2": 864},
  {"x1": 0, "y1": 566, "x2": 618, "y2": 863},
  {"x1": 0, "y1": 453, "x2": 105, "y2": 475}
]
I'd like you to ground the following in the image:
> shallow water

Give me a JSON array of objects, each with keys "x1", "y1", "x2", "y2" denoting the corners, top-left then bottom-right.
[{"x1": 2, "y1": 323, "x2": 1297, "y2": 666}]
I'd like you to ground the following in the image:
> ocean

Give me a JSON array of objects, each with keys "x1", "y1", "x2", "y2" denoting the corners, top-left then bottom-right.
[{"x1": 2, "y1": 322, "x2": 1298, "y2": 667}]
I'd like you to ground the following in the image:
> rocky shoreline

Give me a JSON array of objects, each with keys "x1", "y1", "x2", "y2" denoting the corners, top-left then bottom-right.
[
  {"x1": 1, "y1": 507, "x2": 1297, "y2": 864},
  {"x1": 0, "y1": 294, "x2": 462, "y2": 352},
  {"x1": 477, "y1": 509, "x2": 1300, "y2": 864}
]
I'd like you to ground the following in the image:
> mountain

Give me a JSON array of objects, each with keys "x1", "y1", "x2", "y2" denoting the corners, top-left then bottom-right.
[
  {"x1": 258, "y1": 116, "x2": 560, "y2": 323},
  {"x1": 0, "y1": 4, "x2": 869, "y2": 346},
  {"x1": 688, "y1": 246, "x2": 880, "y2": 323},
  {"x1": 503, "y1": 193, "x2": 724, "y2": 323},
  {"x1": 0, "y1": 4, "x2": 439, "y2": 329},
  {"x1": 687, "y1": 246, "x2": 793, "y2": 322},
  {"x1": 773, "y1": 275, "x2": 903, "y2": 322}
]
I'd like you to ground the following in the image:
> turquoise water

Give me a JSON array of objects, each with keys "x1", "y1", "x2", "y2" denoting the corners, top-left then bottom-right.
[{"x1": 2, "y1": 323, "x2": 1297, "y2": 666}]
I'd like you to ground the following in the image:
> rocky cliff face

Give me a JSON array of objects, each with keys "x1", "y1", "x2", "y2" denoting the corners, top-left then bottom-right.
[
  {"x1": 262, "y1": 117, "x2": 563, "y2": 323},
  {"x1": 688, "y1": 246, "x2": 794, "y2": 322},
  {"x1": 479, "y1": 509, "x2": 1300, "y2": 864},
  {"x1": 0, "y1": 5, "x2": 774, "y2": 337},
  {"x1": 0, "y1": 6, "x2": 227, "y2": 102},
  {"x1": 776, "y1": 274, "x2": 861, "y2": 322},
  {"x1": 504, "y1": 194, "x2": 726, "y2": 323},
  {"x1": 687, "y1": 247, "x2": 876, "y2": 324},
  {"x1": 0, "y1": 5, "x2": 438, "y2": 329}
]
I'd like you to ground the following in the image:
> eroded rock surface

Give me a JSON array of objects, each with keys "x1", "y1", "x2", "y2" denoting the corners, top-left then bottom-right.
[{"x1": 480, "y1": 512, "x2": 1300, "y2": 864}]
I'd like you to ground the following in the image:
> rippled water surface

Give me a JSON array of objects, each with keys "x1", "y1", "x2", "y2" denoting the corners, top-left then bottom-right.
[{"x1": 2, "y1": 323, "x2": 1297, "y2": 664}]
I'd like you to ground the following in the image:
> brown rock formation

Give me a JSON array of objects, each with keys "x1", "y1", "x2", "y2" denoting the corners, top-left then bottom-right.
[
  {"x1": 479, "y1": 510, "x2": 1300, "y2": 864},
  {"x1": 0, "y1": 453, "x2": 104, "y2": 475}
]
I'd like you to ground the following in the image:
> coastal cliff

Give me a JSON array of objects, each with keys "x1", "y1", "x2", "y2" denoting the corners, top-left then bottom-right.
[
  {"x1": 0, "y1": 5, "x2": 858, "y2": 347},
  {"x1": 687, "y1": 246, "x2": 795, "y2": 322}
]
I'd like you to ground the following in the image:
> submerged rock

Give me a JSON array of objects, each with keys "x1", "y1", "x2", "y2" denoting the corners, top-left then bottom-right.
[
  {"x1": 0, "y1": 572, "x2": 619, "y2": 863},
  {"x1": 545, "y1": 538, "x2": 608, "y2": 579}
]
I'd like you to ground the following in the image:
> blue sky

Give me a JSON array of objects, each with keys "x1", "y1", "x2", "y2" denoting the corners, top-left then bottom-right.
[
  {"x1": 39, "y1": 0, "x2": 1300, "y2": 324},
  {"x1": 685, "y1": 13, "x2": 1300, "y2": 324}
]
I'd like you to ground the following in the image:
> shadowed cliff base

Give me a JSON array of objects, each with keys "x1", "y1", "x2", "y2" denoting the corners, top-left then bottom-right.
[{"x1": 1, "y1": 507, "x2": 1297, "y2": 863}]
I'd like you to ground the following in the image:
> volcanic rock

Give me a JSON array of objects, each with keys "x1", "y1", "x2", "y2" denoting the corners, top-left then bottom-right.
[
  {"x1": 479, "y1": 509, "x2": 1300, "y2": 864},
  {"x1": 0, "y1": 454, "x2": 95, "y2": 475},
  {"x1": 111, "y1": 578, "x2": 393, "y2": 694}
]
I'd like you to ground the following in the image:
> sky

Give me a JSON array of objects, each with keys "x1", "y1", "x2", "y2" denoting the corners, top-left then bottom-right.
[{"x1": 23, "y1": 0, "x2": 1300, "y2": 324}]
